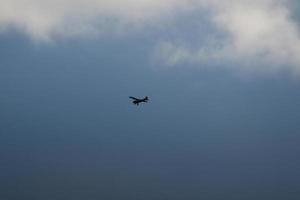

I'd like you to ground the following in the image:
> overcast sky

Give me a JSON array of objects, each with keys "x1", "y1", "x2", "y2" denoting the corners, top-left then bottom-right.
[{"x1": 1, "y1": 1, "x2": 300, "y2": 200}]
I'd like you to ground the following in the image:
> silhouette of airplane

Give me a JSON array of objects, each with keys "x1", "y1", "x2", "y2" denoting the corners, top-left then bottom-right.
[{"x1": 129, "y1": 96, "x2": 149, "y2": 105}]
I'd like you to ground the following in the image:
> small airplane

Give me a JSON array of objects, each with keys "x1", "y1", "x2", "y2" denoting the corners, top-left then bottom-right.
[{"x1": 129, "y1": 96, "x2": 149, "y2": 105}]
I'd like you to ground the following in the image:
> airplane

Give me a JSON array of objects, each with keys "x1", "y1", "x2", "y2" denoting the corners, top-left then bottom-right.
[{"x1": 129, "y1": 96, "x2": 149, "y2": 105}]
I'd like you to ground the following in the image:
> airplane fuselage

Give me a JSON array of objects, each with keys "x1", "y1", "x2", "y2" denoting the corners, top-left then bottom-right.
[{"x1": 130, "y1": 96, "x2": 148, "y2": 105}]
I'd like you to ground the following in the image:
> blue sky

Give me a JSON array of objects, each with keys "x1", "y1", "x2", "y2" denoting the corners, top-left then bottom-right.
[{"x1": 1, "y1": 1, "x2": 300, "y2": 199}]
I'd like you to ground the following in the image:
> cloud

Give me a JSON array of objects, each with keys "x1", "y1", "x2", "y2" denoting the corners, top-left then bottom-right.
[
  {"x1": 0, "y1": 0, "x2": 300, "y2": 74},
  {"x1": 0, "y1": 0, "x2": 195, "y2": 40},
  {"x1": 155, "y1": 0, "x2": 300, "y2": 74}
]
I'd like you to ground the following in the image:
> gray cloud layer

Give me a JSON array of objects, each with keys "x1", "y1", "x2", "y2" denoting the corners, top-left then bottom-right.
[{"x1": 1, "y1": 0, "x2": 300, "y2": 73}]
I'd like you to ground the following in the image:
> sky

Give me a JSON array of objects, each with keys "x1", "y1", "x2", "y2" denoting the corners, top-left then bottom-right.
[{"x1": 1, "y1": 0, "x2": 300, "y2": 199}]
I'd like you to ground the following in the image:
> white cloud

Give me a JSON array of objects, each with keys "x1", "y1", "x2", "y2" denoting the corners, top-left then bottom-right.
[
  {"x1": 0, "y1": 0, "x2": 300, "y2": 74},
  {"x1": 155, "y1": 0, "x2": 300, "y2": 74},
  {"x1": 0, "y1": 0, "x2": 194, "y2": 40}
]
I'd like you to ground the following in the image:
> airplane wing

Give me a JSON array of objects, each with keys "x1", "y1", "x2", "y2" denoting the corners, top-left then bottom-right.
[{"x1": 129, "y1": 96, "x2": 139, "y2": 100}]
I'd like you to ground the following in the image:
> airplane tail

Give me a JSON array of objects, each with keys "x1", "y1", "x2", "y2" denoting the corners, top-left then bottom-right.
[{"x1": 145, "y1": 96, "x2": 148, "y2": 102}]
